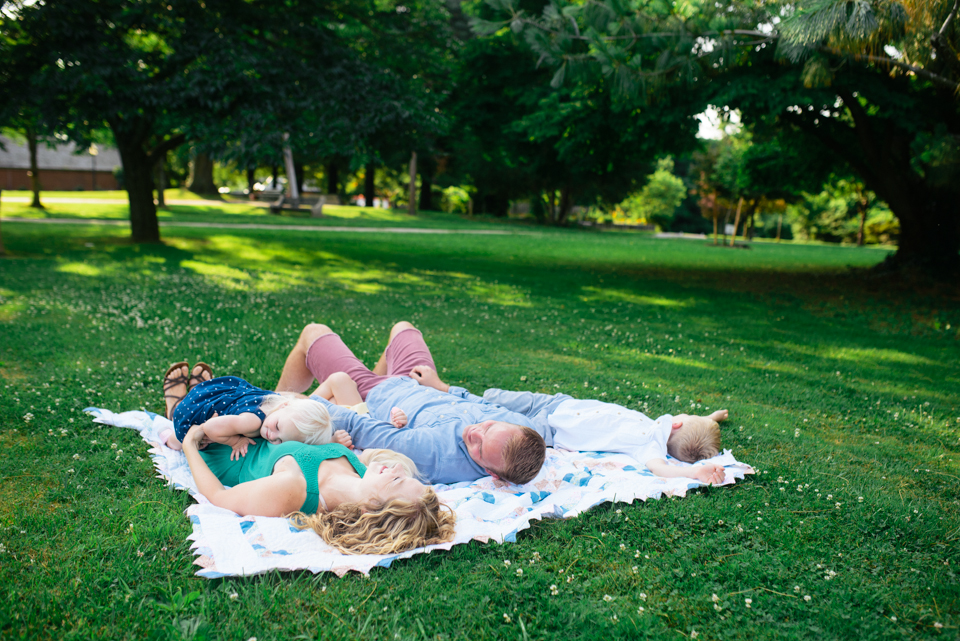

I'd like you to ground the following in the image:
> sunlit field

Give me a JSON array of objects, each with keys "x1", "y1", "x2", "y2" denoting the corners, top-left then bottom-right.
[{"x1": 0, "y1": 210, "x2": 957, "y2": 640}]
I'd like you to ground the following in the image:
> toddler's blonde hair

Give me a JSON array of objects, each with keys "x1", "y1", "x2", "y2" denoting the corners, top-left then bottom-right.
[
  {"x1": 259, "y1": 393, "x2": 332, "y2": 445},
  {"x1": 666, "y1": 416, "x2": 721, "y2": 463}
]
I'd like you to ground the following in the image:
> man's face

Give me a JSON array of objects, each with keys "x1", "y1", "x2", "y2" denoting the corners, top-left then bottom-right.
[{"x1": 462, "y1": 420, "x2": 519, "y2": 478}]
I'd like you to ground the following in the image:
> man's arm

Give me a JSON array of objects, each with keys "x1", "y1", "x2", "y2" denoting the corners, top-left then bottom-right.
[{"x1": 408, "y1": 366, "x2": 568, "y2": 413}]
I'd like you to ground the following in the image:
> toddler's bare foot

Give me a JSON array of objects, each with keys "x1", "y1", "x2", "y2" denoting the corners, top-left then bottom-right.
[
  {"x1": 160, "y1": 428, "x2": 183, "y2": 451},
  {"x1": 708, "y1": 409, "x2": 728, "y2": 423}
]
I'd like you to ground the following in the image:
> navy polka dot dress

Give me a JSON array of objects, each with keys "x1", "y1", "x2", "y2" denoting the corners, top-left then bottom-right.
[{"x1": 173, "y1": 376, "x2": 277, "y2": 442}]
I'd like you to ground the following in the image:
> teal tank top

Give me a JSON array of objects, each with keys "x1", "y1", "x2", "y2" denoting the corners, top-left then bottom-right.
[{"x1": 199, "y1": 441, "x2": 366, "y2": 514}]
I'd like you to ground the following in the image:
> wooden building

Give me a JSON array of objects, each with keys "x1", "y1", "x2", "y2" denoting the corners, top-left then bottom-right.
[{"x1": 0, "y1": 136, "x2": 122, "y2": 191}]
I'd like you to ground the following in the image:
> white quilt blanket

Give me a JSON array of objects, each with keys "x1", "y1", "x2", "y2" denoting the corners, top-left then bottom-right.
[{"x1": 87, "y1": 408, "x2": 754, "y2": 578}]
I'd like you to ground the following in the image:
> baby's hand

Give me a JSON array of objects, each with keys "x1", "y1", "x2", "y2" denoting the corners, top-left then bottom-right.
[
  {"x1": 693, "y1": 463, "x2": 725, "y2": 485},
  {"x1": 230, "y1": 437, "x2": 256, "y2": 461},
  {"x1": 389, "y1": 406, "x2": 408, "y2": 428},
  {"x1": 333, "y1": 430, "x2": 353, "y2": 449}
]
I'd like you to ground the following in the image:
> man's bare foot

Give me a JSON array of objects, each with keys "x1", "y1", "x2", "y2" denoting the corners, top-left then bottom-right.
[
  {"x1": 163, "y1": 362, "x2": 189, "y2": 419},
  {"x1": 708, "y1": 409, "x2": 728, "y2": 423}
]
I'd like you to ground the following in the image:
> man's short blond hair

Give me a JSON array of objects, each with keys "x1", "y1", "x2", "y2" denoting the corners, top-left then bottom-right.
[
  {"x1": 492, "y1": 425, "x2": 545, "y2": 485},
  {"x1": 667, "y1": 416, "x2": 721, "y2": 463}
]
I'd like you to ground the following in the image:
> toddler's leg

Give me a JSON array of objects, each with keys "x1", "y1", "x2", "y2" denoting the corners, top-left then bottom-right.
[{"x1": 313, "y1": 371, "x2": 363, "y2": 406}]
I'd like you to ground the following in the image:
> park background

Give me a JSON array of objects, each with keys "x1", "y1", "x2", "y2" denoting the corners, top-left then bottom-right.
[{"x1": 1, "y1": 1, "x2": 958, "y2": 639}]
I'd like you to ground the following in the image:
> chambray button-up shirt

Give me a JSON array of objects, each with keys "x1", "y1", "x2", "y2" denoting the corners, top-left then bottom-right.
[{"x1": 313, "y1": 377, "x2": 559, "y2": 485}]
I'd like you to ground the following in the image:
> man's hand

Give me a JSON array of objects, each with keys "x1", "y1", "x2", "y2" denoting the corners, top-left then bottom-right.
[
  {"x1": 409, "y1": 366, "x2": 449, "y2": 392},
  {"x1": 333, "y1": 430, "x2": 353, "y2": 449},
  {"x1": 389, "y1": 406, "x2": 408, "y2": 428},
  {"x1": 692, "y1": 463, "x2": 726, "y2": 485}
]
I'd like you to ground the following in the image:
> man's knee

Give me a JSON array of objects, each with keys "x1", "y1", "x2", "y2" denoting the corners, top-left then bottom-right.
[
  {"x1": 299, "y1": 323, "x2": 333, "y2": 348},
  {"x1": 388, "y1": 321, "x2": 417, "y2": 341}
]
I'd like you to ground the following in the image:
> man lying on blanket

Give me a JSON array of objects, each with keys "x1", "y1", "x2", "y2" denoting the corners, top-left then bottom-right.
[{"x1": 276, "y1": 321, "x2": 727, "y2": 486}]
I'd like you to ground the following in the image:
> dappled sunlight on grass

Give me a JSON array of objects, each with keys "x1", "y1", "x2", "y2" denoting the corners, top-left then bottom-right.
[
  {"x1": 580, "y1": 286, "x2": 691, "y2": 308},
  {"x1": 180, "y1": 260, "x2": 252, "y2": 290},
  {"x1": 56, "y1": 262, "x2": 103, "y2": 277},
  {"x1": 827, "y1": 346, "x2": 939, "y2": 367}
]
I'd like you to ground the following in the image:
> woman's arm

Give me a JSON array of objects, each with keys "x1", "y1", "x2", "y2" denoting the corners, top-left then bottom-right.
[
  {"x1": 200, "y1": 412, "x2": 263, "y2": 442},
  {"x1": 182, "y1": 425, "x2": 305, "y2": 516}
]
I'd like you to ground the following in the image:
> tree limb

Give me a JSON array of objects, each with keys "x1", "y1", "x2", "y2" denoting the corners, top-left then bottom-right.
[
  {"x1": 820, "y1": 47, "x2": 960, "y2": 91},
  {"x1": 780, "y1": 111, "x2": 876, "y2": 185},
  {"x1": 147, "y1": 133, "x2": 186, "y2": 166}
]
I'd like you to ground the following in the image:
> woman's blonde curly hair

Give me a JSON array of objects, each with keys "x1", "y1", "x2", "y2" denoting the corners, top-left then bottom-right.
[{"x1": 287, "y1": 488, "x2": 456, "y2": 555}]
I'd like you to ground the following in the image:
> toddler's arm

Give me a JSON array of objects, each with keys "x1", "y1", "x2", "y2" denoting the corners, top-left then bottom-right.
[
  {"x1": 646, "y1": 458, "x2": 726, "y2": 485},
  {"x1": 200, "y1": 412, "x2": 263, "y2": 443}
]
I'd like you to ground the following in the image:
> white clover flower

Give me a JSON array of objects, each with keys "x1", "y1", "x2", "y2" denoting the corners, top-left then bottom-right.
[
  {"x1": 603, "y1": 595, "x2": 613, "y2": 602},
  {"x1": 503, "y1": 560, "x2": 511, "y2": 567},
  {"x1": 550, "y1": 585, "x2": 558, "y2": 596},
  {"x1": 632, "y1": 566, "x2": 638, "y2": 574},
  {"x1": 503, "y1": 614, "x2": 511, "y2": 623},
  {"x1": 804, "y1": 595, "x2": 811, "y2": 602},
  {"x1": 637, "y1": 606, "x2": 645, "y2": 614},
  {"x1": 794, "y1": 586, "x2": 800, "y2": 592},
  {"x1": 711, "y1": 594, "x2": 719, "y2": 602},
  {"x1": 691, "y1": 631, "x2": 698, "y2": 638},
  {"x1": 745, "y1": 598, "x2": 752, "y2": 608},
  {"x1": 72, "y1": 454, "x2": 80, "y2": 460},
  {"x1": 639, "y1": 592, "x2": 647, "y2": 600},
  {"x1": 515, "y1": 568, "x2": 523, "y2": 576}
]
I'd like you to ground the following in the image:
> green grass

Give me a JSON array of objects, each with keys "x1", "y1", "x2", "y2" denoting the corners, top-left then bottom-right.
[
  {"x1": 0, "y1": 190, "x2": 522, "y2": 230},
  {"x1": 0, "y1": 211, "x2": 958, "y2": 640}
]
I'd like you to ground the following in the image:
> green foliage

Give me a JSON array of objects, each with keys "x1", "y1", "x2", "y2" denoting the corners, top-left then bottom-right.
[
  {"x1": 620, "y1": 157, "x2": 686, "y2": 227},
  {"x1": 2, "y1": 210, "x2": 959, "y2": 639}
]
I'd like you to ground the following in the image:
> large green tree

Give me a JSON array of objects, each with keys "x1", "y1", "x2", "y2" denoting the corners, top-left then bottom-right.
[
  {"x1": 1, "y1": 0, "x2": 442, "y2": 242},
  {"x1": 486, "y1": 0, "x2": 960, "y2": 273}
]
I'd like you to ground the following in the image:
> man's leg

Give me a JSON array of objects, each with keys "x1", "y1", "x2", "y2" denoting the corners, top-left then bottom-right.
[
  {"x1": 372, "y1": 321, "x2": 418, "y2": 375},
  {"x1": 276, "y1": 323, "x2": 335, "y2": 392}
]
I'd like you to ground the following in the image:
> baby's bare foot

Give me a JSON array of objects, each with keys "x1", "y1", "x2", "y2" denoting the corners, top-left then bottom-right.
[{"x1": 708, "y1": 409, "x2": 728, "y2": 423}]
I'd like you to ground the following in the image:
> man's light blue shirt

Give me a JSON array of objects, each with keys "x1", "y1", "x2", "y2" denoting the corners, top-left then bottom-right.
[{"x1": 314, "y1": 377, "x2": 554, "y2": 485}]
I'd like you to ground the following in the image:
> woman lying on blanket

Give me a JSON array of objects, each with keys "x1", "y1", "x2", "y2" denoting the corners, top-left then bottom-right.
[{"x1": 165, "y1": 363, "x2": 455, "y2": 555}]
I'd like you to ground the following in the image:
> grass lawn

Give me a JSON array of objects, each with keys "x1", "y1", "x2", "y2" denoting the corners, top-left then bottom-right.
[
  {"x1": 0, "y1": 190, "x2": 522, "y2": 230},
  {"x1": 0, "y1": 208, "x2": 957, "y2": 640}
]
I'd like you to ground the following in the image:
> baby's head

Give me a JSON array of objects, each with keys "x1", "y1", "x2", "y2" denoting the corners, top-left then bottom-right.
[
  {"x1": 666, "y1": 414, "x2": 721, "y2": 463},
  {"x1": 363, "y1": 449, "x2": 423, "y2": 481},
  {"x1": 259, "y1": 394, "x2": 333, "y2": 445}
]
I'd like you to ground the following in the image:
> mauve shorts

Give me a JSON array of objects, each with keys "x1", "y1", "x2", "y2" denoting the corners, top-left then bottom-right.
[{"x1": 304, "y1": 328, "x2": 436, "y2": 399}]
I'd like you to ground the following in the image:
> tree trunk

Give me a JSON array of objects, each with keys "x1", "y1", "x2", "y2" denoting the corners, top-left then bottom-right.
[
  {"x1": 878, "y1": 186, "x2": 960, "y2": 274},
  {"x1": 730, "y1": 197, "x2": 744, "y2": 247},
  {"x1": 326, "y1": 161, "x2": 339, "y2": 195},
  {"x1": 365, "y1": 161, "x2": 375, "y2": 207},
  {"x1": 113, "y1": 131, "x2": 161, "y2": 243},
  {"x1": 407, "y1": 151, "x2": 417, "y2": 216},
  {"x1": 247, "y1": 168, "x2": 256, "y2": 195},
  {"x1": 187, "y1": 152, "x2": 216, "y2": 194},
  {"x1": 26, "y1": 125, "x2": 43, "y2": 209},
  {"x1": 548, "y1": 190, "x2": 556, "y2": 223},
  {"x1": 856, "y1": 187, "x2": 868, "y2": 246},
  {"x1": 776, "y1": 214, "x2": 783, "y2": 242},
  {"x1": 294, "y1": 161, "x2": 304, "y2": 197},
  {"x1": 556, "y1": 186, "x2": 572, "y2": 225},
  {"x1": 0, "y1": 189, "x2": 5, "y2": 256},
  {"x1": 154, "y1": 154, "x2": 166, "y2": 208},
  {"x1": 531, "y1": 191, "x2": 546, "y2": 223},
  {"x1": 418, "y1": 171, "x2": 433, "y2": 211},
  {"x1": 713, "y1": 215, "x2": 718, "y2": 244}
]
